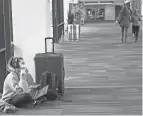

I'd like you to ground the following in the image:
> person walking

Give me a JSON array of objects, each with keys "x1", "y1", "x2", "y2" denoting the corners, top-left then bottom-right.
[
  {"x1": 68, "y1": 11, "x2": 74, "y2": 24},
  {"x1": 116, "y1": 4, "x2": 131, "y2": 43},
  {"x1": 131, "y1": 9, "x2": 142, "y2": 43}
]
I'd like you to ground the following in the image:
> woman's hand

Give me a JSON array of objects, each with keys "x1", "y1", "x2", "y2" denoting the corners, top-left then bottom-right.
[
  {"x1": 29, "y1": 84, "x2": 41, "y2": 90},
  {"x1": 20, "y1": 68, "x2": 27, "y2": 77},
  {"x1": 16, "y1": 87, "x2": 23, "y2": 93},
  {"x1": 116, "y1": 21, "x2": 119, "y2": 24},
  {"x1": 35, "y1": 84, "x2": 41, "y2": 90},
  {"x1": 115, "y1": 21, "x2": 119, "y2": 26},
  {"x1": 24, "y1": 68, "x2": 29, "y2": 73}
]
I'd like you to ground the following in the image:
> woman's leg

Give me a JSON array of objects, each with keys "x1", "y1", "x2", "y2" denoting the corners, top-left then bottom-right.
[
  {"x1": 121, "y1": 27, "x2": 124, "y2": 43},
  {"x1": 124, "y1": 27, "x2": 128, "y2": 43},
  {"x1": 9, "y1": 93, "x2": 34, "y2": 108},
  {"x1": 135, "y1": 26, "x2": 140, "y2": 43},
  {"x1": 132, "y1": 26, "x2": 136, "y2": 38}
]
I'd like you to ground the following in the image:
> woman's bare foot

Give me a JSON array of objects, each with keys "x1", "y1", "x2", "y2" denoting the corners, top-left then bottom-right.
[{"x1": 32, "y1": 100, "x2": 41, "y2": 106}]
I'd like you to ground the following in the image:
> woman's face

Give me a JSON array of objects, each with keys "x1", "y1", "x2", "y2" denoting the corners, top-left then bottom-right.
[
  {"x1": 134, "y1": 9, "x2": 139, "y2": 14},
  {"x1": 19, "y1": 59, "x2": 26, "y2": 69}
]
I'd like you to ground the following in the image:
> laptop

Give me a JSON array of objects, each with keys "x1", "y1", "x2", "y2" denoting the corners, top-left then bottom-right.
[{"x1": 29, "y1": 85, "x2": 49, "y2": 99}]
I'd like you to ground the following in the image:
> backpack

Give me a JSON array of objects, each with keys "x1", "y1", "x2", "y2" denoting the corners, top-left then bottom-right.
[{"x1": 40, "y1": 71, "x2": 60, "y2": 101}]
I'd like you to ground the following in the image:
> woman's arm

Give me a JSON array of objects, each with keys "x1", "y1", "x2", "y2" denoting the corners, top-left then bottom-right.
[
  {"x1": 9, "y1": 76, "x2": 23, "y2": 94},
  {"x1": 139, "y1": 15, "x2": 142, "y2": 21},
  {"x1": 26, "y1": 73, "x2": 41, "y2": 90},
  {"x1": 130, "y1": 15, "x2": 133, "y2": 22},
  {"x1": 26, "y1": 73, "x2": 36, "y2": 86},
  {"x1": 116, "y1": 13, "x2": 122, "y2": 24}
]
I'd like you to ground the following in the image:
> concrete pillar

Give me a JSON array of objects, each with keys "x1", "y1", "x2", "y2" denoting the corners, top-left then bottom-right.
[
  {"x1": 12, "y1": 0, "x2": 52, "y2": 81},
  {"x1": 64, "y1": 0, "x2": 71, "y2": 31}
]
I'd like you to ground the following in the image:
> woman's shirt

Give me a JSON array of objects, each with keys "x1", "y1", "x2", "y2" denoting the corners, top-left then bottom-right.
[
  {"x1": 2, "y1": 72, "x2": 21, "y2": 102},
  {"x1": 117, "y1": 11, "x2": 131, "y2": 28},
  {"x1": 2, "y1": 71, "x2": 36, "y2": 102},
  {"x1": 131, "y1": 14, "x2": 142, "y2": 26}
]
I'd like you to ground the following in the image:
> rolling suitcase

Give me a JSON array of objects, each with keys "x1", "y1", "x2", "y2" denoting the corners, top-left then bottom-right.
[{"x1": 34, "y1": 37, "x2": 65, "y2": 96}]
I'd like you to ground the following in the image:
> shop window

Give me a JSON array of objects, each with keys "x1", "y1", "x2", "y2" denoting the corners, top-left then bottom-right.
[
  {"x1": 86, "y1": 8, "x2": 105, "y2": 21},
  {"x1": 86, "y1": 9, "x2": 96, "y2": 20},
  {"x1": 96, "y1": 8, "x2": 105, "y2": 20}
]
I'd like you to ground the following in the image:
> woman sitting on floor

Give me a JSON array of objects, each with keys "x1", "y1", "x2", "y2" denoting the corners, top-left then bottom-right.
[{"x1": 1, "y1": 57, "x2": 43, "y2": 108}]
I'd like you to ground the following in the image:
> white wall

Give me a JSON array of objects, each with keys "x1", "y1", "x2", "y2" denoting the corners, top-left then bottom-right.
[
  {"x1": 50, "y1": 0, "x2": 53, "y2": 37},
  {"x1": 12, "y1": 0, "x2": 52, "y2": 82},
  {"x1": 105, "y1": 5, "x2": 115, "y2": 20}
]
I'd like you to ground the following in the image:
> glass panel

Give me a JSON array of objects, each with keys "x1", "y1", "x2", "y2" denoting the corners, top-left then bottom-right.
[
  {"x1": 96, "y1": 8, "x2": 105, "y2": 20},
  {"x1": 86, "y1": 8, "x2": 105, "y2": 21},
  {"x1": 86, "y1": 9, "x2": 96, "y2": 20}
]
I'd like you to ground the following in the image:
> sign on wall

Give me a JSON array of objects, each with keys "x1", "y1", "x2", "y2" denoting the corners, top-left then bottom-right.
[
  {"x1": 124, "y1": 0, "x2": 132, "y2": 4},
  {"x1": 69, "y1": 0, "x2": 78, "y2": 3}
]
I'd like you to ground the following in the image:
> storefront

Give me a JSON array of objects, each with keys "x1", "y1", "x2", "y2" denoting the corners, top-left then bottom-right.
[
  {"x1": 86, "y1": 7, "x2": 105, "y2": 21},
  {"x1": 80, "y1": 0, "x2": 142, "y2": 23},
  {"x1": 79, "y1": 0, "x2": 126, "y2": 22},
  {"x1": 83, "y1": 4, "x2": 115, "y2": 22}
]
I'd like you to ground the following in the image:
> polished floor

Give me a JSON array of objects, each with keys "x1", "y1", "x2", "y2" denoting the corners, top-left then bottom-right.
[{"x1": 1, "y1": 23, "x2": 142, "y2": 115}]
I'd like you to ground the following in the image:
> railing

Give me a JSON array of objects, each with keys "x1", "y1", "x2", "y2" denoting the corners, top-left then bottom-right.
[
  {"x1": 57, "y1": 22, "x2": 64, "y2": 27},
  {"x1": 0, "y1": 48, "x2": 6, "y2": 53},
  {"x1": 57, "y1": 22, "x2": 64, "y2": 42}
]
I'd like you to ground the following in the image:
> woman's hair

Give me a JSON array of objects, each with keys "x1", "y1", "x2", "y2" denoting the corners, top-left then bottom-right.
[
  {"x1": 134, "y1": 9, "x2": 139, "y2": 15},
  {"x1": 7, "y1": 57, "x2": 23, "y2": 71},
  {"x1": 120, "y1": 4, "x2": 130, "y2": 16},
  {"x1": 131, "y1": 9, "x2": 140, "y2": 18}
]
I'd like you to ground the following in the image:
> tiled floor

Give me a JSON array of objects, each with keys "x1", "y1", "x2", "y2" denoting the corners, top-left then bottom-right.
[
  {"x1": 1, "y1": 23, "x2": 142, "y2": 115},
  {"x1": 56, "y1": 23, "x2": 142, "y2": 115},
  {"x1": 56, "y1": 23, "x2": 142, "y2": 89}
]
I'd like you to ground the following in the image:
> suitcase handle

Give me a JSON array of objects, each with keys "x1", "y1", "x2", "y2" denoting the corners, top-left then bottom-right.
[{"x1": 45, "y1": 37, "x2": 54, "y2": 53}]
